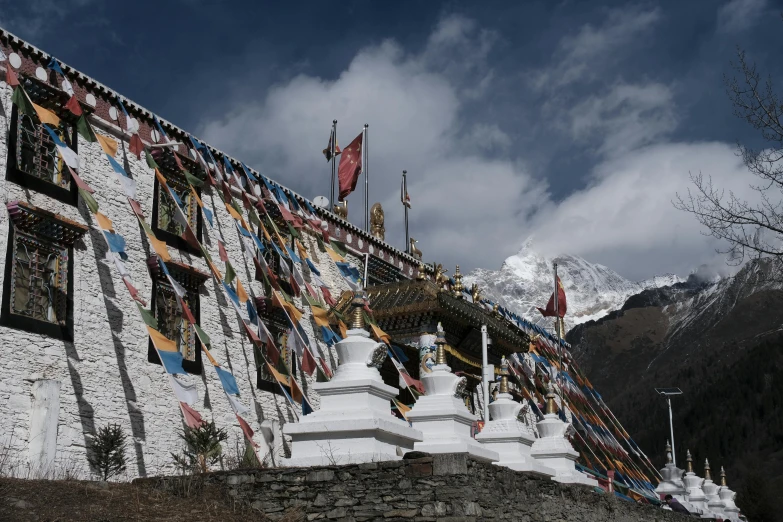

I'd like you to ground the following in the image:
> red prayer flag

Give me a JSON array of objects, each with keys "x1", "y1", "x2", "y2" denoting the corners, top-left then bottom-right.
[
  {"x1": 288, "y1": 274, "x2": 301, "y2": 298},
  {"x1": 401, "y1": 373, "x2": 426, "y2": 394},
  {"x1": 177, "y1": 295, "x2": 197, "y2": 324},
  {"x1": 337, "y1": 132, "x2": 363, "y2": 200},
  {"x1": 301, "y1": 348, "x2": 316, "y2": 376},
  {"x1": 537, "y1": 276, "x2": 567, "y2": 318},
  {"x1": 65, "y1": 95, "x2": 82, "y2": 116},
  {"x1": 173, "y1": 151, "x2": 185, "y2": 171},
  {"x1": 320, "y1": 286, "x2": 336, "y2": 307},
  {"x1": 266, "y1": 341, "x2": 280, "y2": 366},
  {"x1": 218, "y1": 240, "x2": 229, "y2": 262},
  {"x1": 290, "y1": 378, "x2": 303, "y2": 404},
  {"x1": 180, "y1": 402, "x2": 205, "y2": 429},
  {"x1": 236, "y1": 414, "x2": 259, "y2": 447},
  {"x1": 68, "y1": 166, "x2": 94, "y2": 193},
  {"x1": 6, "y1": 66, "x2": 19, "y2": 87},
  {"x1": 123, "y1": 277, "x2": 146, "y2": 306},
  {"x1": 319, "y1": 357, "x2": 333, "y2": 379},
  {"x1": 128, "y1": 199, "x2": 145, "y2": 219},
  {"x1": 129, "y1": 134, "x2": 144, "y2": 159}
]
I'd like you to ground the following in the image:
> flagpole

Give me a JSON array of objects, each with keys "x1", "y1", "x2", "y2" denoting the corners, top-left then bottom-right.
[
  {"x1": 330, "y1": 120, "x2": 337, "y2": 207},
  {"x1": 553, "y1": 262, "x2": 562, "y2": 383},
  {"x1": 402, "y1": 170, "x2": 409, "y2": 254},
  {"x1": 363, "y1": 123, "x2": 369, "y2": 232}
]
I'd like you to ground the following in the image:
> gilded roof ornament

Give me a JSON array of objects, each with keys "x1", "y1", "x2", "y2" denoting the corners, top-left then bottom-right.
[
  {"x1": 453, "y1": 265, "x2": 464, "y2": 298},
  {"x1": 686, "y1": 449, "x2": 693, "y2": 473}
]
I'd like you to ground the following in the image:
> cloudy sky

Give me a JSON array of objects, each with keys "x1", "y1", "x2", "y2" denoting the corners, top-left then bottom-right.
[{"x1": 2, "y1": 0, "x2": 781, "y2": 280}]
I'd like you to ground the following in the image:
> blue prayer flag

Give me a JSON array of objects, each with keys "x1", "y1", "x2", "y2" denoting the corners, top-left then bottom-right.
[
  {"x1": 302, "y1": 399, "x2": 313, "y2": 415},
  {"x1": 116, "y1": 95, "x2": 130, "y2": 117},
  {"x1": 106, "y1": 154, "x2": 128, "y2": 177},
  {"x1": 158, "y1": 350, "x2": 187, "y2": 375},
  {"x1": 153, "y1": 115, "x2": 168, "y2": 138},
  {"x1": 104, "y1": 231, "x2": 128, "y2": 261},
  {"x1": 222, "y1": 156, "x2": 235, "y2": 174},
  {"x1": 241, "y1": 162, "x2": 258, "y2": 181},
  {"x1": 272, "y1": 243, "x2": 289, "y2": 260},
  {"x1": 223, "y1": 282, "x2": 241, "y2": 307},
  {"x1": 202, "y1": 207, "x2": 214, "y2": 227},
  {"x1": 286, "y1": 246, "x2": 301, "y2": 264},
  {"x1": 247, "y1": 301, "x2": 258, "y2": 324},
  {"x1": 390, "y1": 345, "x2": 409, "y2": 363},
  {"x1": 304, "y1": 199, "x2": 317, "y2": 215},
  {"x1": 306, "y1": 258, "x2": 320, "y2": 276},
  {"x1": 215, "y1": 366, "x2": 240, "y2": 395},
  {"x1": 250, "y1": 233, "x2": 266, "y2": 253},
  {"x1": 289, "y1": 195, "x2": 301, "y2": 212},
  {"x1": 274, "y1": 186, "x2": 289, "y2": 207},
  {"x1": 237, "y1": 224, "x2": 251, "y2": 237},
  {"x1": 47, "y1": 57, "x2": 63, "y2": 75}
]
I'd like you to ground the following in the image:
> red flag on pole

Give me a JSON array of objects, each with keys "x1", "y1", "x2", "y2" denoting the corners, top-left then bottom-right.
[
  {"x1": 337, "y1": 132, "x2": 363, "y2": 200},
  {"x1": 537, "y1": 276, "x2": 567, "y2": 317}
]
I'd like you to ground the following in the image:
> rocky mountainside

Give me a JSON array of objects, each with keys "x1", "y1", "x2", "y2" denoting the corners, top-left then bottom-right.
[
  {"x1": 465, "y1": 237, "x2": 680, "y2": 330},
  {"x1": 566, "y1": 258, "x2": 783, "y2": 515}
]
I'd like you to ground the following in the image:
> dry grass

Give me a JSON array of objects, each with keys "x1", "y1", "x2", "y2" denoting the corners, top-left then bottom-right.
[{"x1": 0, "y1": 476, "x2": 305, "y2": 522}]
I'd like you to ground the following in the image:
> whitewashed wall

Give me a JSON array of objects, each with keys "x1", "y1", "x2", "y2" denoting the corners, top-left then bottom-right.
[{"x1": 0, "y1": 76, "x2": 362, "y2": 478}]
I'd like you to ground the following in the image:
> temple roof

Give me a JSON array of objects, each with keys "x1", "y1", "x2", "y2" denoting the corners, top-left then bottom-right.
[{"x1": 360, "y1": 279, "x2": 530, "y2": 360}]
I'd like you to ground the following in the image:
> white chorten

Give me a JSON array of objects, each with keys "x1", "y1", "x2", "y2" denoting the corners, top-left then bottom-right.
[
  {"x1": 702, "y1": 459, "x2": 725, "y2": 519},
  {"x1": 529, "y1": 383, "x2": 598, "y2": 486},
  {"x1": 476, "y1": 356, "x2": 556, "y2": 477},
  {"x1": 682, "y1": 450, "x2": 708, "y2": 516},
  {"x1": 283, "y1": 295, "x2": 422, "y2": 466},
  {"x1": 406, "y1": 323, "x2": 499, "y2": 462},
  {"x1": 655, "y1": 441, "x2": 688, "y2": 502},
  {"x1": 718, "y1": 467, "x2": 740, "y2": 522}
]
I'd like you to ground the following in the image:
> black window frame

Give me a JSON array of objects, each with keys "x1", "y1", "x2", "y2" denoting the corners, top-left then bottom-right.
[{"x1": 0, "y1": 203, "x2": 86, "y2": 341}]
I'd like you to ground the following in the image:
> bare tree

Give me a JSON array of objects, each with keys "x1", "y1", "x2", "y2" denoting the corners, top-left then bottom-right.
[{"x1": 675, "y1": 44, "x2": 783, "y2": 273}]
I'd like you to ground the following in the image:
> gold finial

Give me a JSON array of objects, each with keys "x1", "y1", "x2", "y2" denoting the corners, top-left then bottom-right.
[
  {"x1": 470, "y1": 283, "x2": 481, "y2": 302},
  {"x1": 350, "y1": 292, "x2": 367, "y2": 330},
  {"x1": 686, "y1": 450, "x2": 693, "y2": 473},
  {"x1": 665, "y1": 440, "x2": 672, "y2": 464},
  {"x1": 453, "y1": 265, "x2": 464, "y2": 298},
  {"x1": 720, "y1": 466, "x2": 727, "y2": 487},
  {"x1": 416, "y1": 262, "x2": 426, "y2": 281},
  {"x1": 334, "y1": 200, "x2": 348, "y2": 219},
  {"x1": 435, "y1": 322, "x2": 447, "y2": 365},
  {"x1": 544, "y1": 382, "x2": 557, "y2": 415},
  {"x1": 704, "y1": 458, "x2": 712, "y2": 481},
  {"x1": 370, "y1": 202, "x2": 385, "y2": 240},
  {"x1": 492, "y1": 303, "x2": 500, "y2": 317},
  {"x1": 499, "y1": 355, "x2": 509, "y2": 394}
]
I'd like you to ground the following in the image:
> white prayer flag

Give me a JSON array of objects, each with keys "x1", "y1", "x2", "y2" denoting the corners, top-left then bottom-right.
[
  {"x1": 169, "y1": 375, "x2": 199, "y2": 405},
  {"x1": 226, "y1": 392, "x2": 250, "y2": 416}
]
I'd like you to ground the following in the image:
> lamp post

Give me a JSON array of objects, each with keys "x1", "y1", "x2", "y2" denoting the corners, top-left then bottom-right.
[{"x1": 655, "y1": 388, "x2": 683, "y2": 466}]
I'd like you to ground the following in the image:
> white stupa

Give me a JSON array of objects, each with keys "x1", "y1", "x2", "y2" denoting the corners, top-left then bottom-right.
[
  {"x1": 529, "y1": 383, "x2": 598, "y2": 486},
  {"x1": 283, "y1": 294, "x2": 422, "y2": 466},
  {"x1": 406, "y1": 323, "x2": 499, "y2": 462},
  {"x1": 702, "y1": 459, "x2": 725, "y2": 519},
  {"x1": 476, "y1": 356, "x2": 556, "y2": 477},
  {"x1": 655, "y1": 441, "x2": 688, "y2": 502},
  {"x1": 682, "y1": 450, "x2": 708, "y2": 516},
  {"x1": 718, "y1": 467, "x2": 740, "y2": 522}
]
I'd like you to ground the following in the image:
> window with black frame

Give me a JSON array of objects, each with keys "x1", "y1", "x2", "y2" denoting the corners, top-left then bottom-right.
[
  {"x1": 5, "y1": 75, "x2": 79, "y2": 206},
  {"x1": 1, "y1": 201, "x2": 87, "y2": 340},
  {"x1": 151, "y1": 150, "x2": 204, "y2": 255},
  {"x1": 146, "y1": 258, "x2": 208, "y2": 375}
]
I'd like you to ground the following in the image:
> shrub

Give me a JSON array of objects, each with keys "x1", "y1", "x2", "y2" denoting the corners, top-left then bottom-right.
[{"x1": 87, "y1": 424, "x2": 127, "y2": 481}]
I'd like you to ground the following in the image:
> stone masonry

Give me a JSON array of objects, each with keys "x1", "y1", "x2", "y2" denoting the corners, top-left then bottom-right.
[{"x1": 137, "y1": 454, "x2": 691, "y2": 521}]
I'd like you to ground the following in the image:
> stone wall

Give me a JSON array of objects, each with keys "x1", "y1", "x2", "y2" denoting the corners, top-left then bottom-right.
[{"x1": 137, "y1": 454, "x2": 689, "y2": 521}]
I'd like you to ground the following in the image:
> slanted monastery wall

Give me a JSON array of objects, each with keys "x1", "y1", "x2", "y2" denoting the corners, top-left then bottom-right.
[
  {"x1": 0, "y1": 31, "x2": 421, "y2": 479},
  {"x1": 137, "y1": 454, "x2": 689, "y2": 521}
]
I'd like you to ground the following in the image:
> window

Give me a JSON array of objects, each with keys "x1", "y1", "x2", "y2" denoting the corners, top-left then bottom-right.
[
  {"x1": 150, "y1": 149, "x2": 204, "y2": 255},
  {"x1": 147, "y1": 258, "x2": 209, "y2": 375},
  {"x1": 6, "y1": 75, "x2": 79, "y2": 206},
  {"x1": 1, "y1": 201, "x2": 87, "y2": 340}
]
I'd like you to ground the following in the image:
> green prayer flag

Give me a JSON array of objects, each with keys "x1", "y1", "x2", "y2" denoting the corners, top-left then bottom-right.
[
  {"x1": 362, "y1": 310, "x2": 377, "y2": 326},
  {"x1": 145, "y1": 149, "x2": 159, "y2": 170},
  {"x1": 286, "y1": 222, "x2": 300, "y2": 240},
  {"x1": 330, "y1": 240, "x2": 347, "y2": 258},
  {"x1": 78, "y1": 187, "x2": 99, "y2": 214},
  {"x1": 194, "y1": 323, "x2": 211, "y2": 348},
  {"x1": 316, "y1": 365, "x2": 329, "y2": 383},
  {"x1": 279, "y1": 288, "x2": 292, "y2": 304},
  {"x1": 224, "y1": 261, "x2": 236, "y2": 285},
  {"x1": 231, "y1": 200, "x2": 243, "y2": 217},
  {"x1": 276, "y1": 356, "x2": 290, "y2": 377},
  {"x1": 11, "y1": 87, "x2": 35, "y2": 117},
  {"x1": 138, "y1": 218, "x2": 154, "y2": 236},
  {"x1": 76, "y1": 114, "x2": 97, "y2": 143},
  {"x1": 316, "y1": 235, "x2": 327, "y2": 253},
  {"x1": 136, "y1": 303, "x2": 158, "y2": 329},
  {"x1": 248, "y1": 208, "x2": 261, "y2": 227},
  {"x1": 200, "y1": 243, "x2": 213, "y2": 263},
  {"x1": 301, "y1": 293, "x2": 323, "y2": 309},
  {"x1": 184, "y1": 170, "x2": 204, "y2": 188}
]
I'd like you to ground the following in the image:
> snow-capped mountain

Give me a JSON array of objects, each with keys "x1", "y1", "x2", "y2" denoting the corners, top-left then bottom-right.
[{"x1": 464, "y1": 237, "x2": 681, "y2": 331}]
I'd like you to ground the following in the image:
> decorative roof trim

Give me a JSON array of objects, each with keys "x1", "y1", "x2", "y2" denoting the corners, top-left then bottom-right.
[{"x1": 6, "y1": 201, "x2": 87, "y2": 245}]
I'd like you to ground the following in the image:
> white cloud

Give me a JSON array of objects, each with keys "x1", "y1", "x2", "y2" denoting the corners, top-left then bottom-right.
[
  {"x1": 717, "y1": 0, "x2": 767, "y2": 33},
  {"x1": 199, "y1": 13, "x2": 756, "y2": 281}
]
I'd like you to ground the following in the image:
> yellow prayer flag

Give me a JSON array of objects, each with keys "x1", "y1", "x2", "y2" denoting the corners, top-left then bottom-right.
[
  {"x1": 236, "y1": 278, "x2": 249, "y2": 304},
  {"x1": 96, "y1": 134, "x2": 119, "y2": 157},
  {"x1": 325, "y1": 246, "x2": 344, "y2": 263},
  {"x1": 147, "y1": 234, "x2": 171, "y2": 262},
  {"x1": 284, "y1": 302, "x2": 303, "y2": 324},
  {"x1": 190, "y1": 186, "x2": 205, "y2": 208},
  {"x1": 147, "y1": 326, "x2": 176, "y2": 352},
  {"x1": 207, "y1": 260, "x2": 223, "y2": 280},
  {"x1": 33, "y1": 103, "x2": 60, "y2": 127},
  {"x1": 338, "y1": 320, "x2": 348, "y2": 339},
  {"x1": 394, "y1": 399, "x2": 411, "y2": 420},
  {"x1": 370, "y1": 323, "x2": 391, "y2": 345},
  {"x1": 155, "y1": 168, "x2": 168, "y2": 186},
  {"x1": 95, "y1": 212, "x2": 113, "y2": 231},
  {"x1": 259, "y1": 222, "x2": 272, "y2": 242},
  {"x1": 310, "y1": 306, "x2": 330, "y2": 328},
  {"x1": 295, "y1": 240, "x2": 309, "y2": 261},
  {"x1": 201, "y1": 345, "x2": 219, "y2": 366}
]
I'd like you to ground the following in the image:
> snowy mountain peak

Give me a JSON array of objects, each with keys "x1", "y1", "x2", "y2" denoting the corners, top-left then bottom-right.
[{"x1": 465, "y1": 239, "x2": 684, "y2": 331}]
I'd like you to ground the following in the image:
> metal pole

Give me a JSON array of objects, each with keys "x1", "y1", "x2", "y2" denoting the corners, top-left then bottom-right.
[
  {"x1": 403, "y1": 170, "x2": 409, "y2": 253},
  {"x1": 481, "y1": 325, "x2": 489, "y2": 422},
  {"x1": 668, "y1": 397, "x2": 676, "y2": 467},
  {"x1": 363, "y1": 253, "x2": 369, "y2": 290},
  {"x1": 553, "y1": 263, "x2": 562, "y2": 382},
  {"x1": 330, "y1": 120, "x2": 337, "y2": 207},
  {"x1": 364, "y1": 123, "x2": 369, "y2": 232}
]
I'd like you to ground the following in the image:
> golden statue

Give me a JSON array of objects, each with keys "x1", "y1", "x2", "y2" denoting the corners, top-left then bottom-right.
[
  {"x1": 409, "y1": 237, "x2": 422, "y2": 260},
  {"x1": 433, "y1": 263, "x2": 448, "y2": 285},
  {"x1": 334, "y1": 200, "x2": 347, "y2": 219},
  {"x1": 370, "y1": 202, "x2": 385, "y2": 240},
  {"x1": 470, "y1": 283, "x2": 481, "y2": 302}
]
